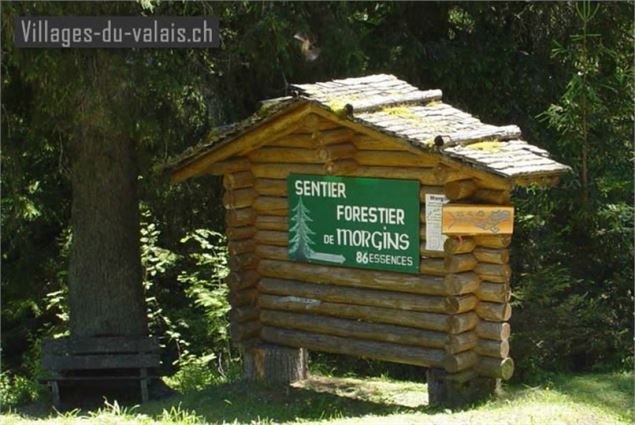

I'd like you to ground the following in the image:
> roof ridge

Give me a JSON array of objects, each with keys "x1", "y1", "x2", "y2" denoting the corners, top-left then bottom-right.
[
  {"x1": 348, "y1": 89, "x2": 442, "y2": 114},
  {"x1": 436, "y1": 125, "x2": 522, "y2": 147}
]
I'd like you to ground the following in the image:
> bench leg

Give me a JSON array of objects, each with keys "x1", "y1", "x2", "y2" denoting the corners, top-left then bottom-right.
[
  {"x1": 140, "y1": 368, "x2": 149, "y2": 403},
  {"x1": 50, "y1": 381, "x2": 61, "y2": 409}
]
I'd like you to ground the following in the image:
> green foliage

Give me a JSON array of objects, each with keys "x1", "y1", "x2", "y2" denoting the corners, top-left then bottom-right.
[
  {"x1": 510, "y1": 1, "x2": 634, "y2": 377},
  {"x1": 0, "y1": 372, "x2": 41, "y2": 411}
]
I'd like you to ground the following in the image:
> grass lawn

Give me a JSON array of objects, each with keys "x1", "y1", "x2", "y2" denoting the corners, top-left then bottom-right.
[{"x1": 3, "y1": 371, "x2": 633, "y2": 425}]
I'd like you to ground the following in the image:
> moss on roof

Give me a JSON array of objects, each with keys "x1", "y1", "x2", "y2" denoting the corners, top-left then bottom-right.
[{"x1": 467, "y1": 139, "x2": 504, "y2": 152}]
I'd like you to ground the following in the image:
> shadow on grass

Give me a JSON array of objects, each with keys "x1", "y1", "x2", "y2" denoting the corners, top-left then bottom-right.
[
  {"x1": 12, "y1": 375, "x2": 430, "y2": 423},
  {"x1": 138, "y1": 377, "x2": 429, "y2": 424}
]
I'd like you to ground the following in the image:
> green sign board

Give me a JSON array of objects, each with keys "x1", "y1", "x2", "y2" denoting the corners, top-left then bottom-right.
[{"x1": 287, "y1": 174, "x2": 420, "y2": 273}]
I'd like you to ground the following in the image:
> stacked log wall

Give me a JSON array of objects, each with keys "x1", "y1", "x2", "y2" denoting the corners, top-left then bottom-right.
[
  {"x1": 219, "y1": 113, "x2": 514, "y2": 381},
  {"x1": 443, "y1": 178, "x2": 515, "y2": 381},
  {"x1": 222, "y1": 160, "x2": 261, "y2": 348}
]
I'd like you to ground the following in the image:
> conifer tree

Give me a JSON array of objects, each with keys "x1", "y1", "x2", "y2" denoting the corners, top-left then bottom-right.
[{"x1": 289, "y1": 196, "x2": 316, "y2": 261}]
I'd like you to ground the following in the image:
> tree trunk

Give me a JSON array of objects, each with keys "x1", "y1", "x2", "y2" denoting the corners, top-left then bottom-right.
[{"x1": 67, "y1": 54, "x2": 147, "y2": 337}]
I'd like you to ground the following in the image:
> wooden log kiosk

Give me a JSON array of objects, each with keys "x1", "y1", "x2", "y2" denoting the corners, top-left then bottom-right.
[{"x1": 168, "y1": 75, "x2": 569, "y2": 407}]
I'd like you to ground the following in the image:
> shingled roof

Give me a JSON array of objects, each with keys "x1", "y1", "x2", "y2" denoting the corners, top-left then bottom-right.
[{"x1": 168, "y1": 74, "x2": 569, "y2": 182}]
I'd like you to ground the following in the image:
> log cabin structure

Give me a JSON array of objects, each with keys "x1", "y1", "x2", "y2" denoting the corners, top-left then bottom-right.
[{"x1": 167, "y1": 74, "x2": 570, "y2": 406}]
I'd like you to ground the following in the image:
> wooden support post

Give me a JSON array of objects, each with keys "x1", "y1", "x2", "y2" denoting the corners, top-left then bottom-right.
[
  {"x1": 50, "y1": 380, "x2": 61, "y2": 408},
  {"x1": 243, "y1": 344, "x2": 308, "y2": 384},
  {"x1": 140, "y1": 367, "x2": 149, "y2": 403},
  {"x1": 427, "y1": 368, "x2": 499, "y2": 407}
]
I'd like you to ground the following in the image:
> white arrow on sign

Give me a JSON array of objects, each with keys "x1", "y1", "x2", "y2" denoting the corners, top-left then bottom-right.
[{"x1": 309, "y1": 252, "x2": 346, "y2": 264}]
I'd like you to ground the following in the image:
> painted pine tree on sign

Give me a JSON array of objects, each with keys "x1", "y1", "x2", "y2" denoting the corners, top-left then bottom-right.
[{"x1": 289, "y1": 196, "x2": 316, "y2": 261}]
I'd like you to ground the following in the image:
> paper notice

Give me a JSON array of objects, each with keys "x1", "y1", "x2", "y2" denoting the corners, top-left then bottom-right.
[{"x1": 425, "y1": 194, "x2": 449, "y2": 252}]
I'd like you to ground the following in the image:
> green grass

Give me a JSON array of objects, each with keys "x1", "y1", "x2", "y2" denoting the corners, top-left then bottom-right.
[{"x1": 3, "y1": 371, "x2": 633, "y2": 425}]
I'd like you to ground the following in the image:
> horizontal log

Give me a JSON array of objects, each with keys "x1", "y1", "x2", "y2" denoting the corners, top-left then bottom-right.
[
  {"x1": 258, "y1": 259, "x2": 479, "y2": 296},
  {"x1": 249, "y1": 147, "x2": 321, "y2": 164},
  {"x1": 476, "y1": 281, "x2": 510, "y2": 303},
  {"x1": 476, "y1": 356, "x2": 514, "y2": 380},
  {"x1": 444, "y1": 254, "x2": 478, "y2": 273},
  {"x1": 228, "y1": 252, "x2": 259, "y2": 271},
  {"x1": 254, "y1": 179, "x2": 288, "y2": 197},
  {"x1": 420, "y1": 259, "x2": 446, "y2": 276},
  {"x1": 444, "y1": 237, "x2": 476, "y2": 255},
  {"x1": 223, "y1": 171, "x2": 255, "y2": 190},
  {"x1": 476, "y1": 338, "x2": 510, "y2": 358},
  {"x1": 261, "y1": 310, "x2": 447, "y2": 350},
  {"x1": 435, "y1": 162, "x2": 512, "y2": 190},
  {"x1": 447, "y1": 273, "x2": 481, "y2": 295},
  {"x1": 421, "y1": 246, "x2": 446, "y2": 258},
  {"x1": 352, "y1": 166, "x2": 438, "y2": 184},
  {"x1": 446, "y1": 331, "x2": 478, "y2": 354},
  {"x1": 474, "y1": 263, "x2": 512, "y2": 283},
  {"x1": 230, "y1": 306, "x2": 260, "y2": 323},
  {"x1": 253, "y1": 197, "x2": 288, "y2": 216},
  {"x1": 227, "y1": 239, "x2": 256, "y2": 256},
  {"x1": 251, "y1": 163, "x2": 325, "y2": 179},
  {"x1": 419, "y1": 185, "x2": 445, "y2": 202},
  {"x1": 316, "y1": 128, "x2": 354, "y2": 145},
  {"x1": 351, "y1": 134, "x2": 412, "y2": 152},
  {"x1": 226, "y1": 207, "x2": 255, "y2": 227},
  {"x1": 258, "y1": 294, "x2": 477, "y2": 333},
  {"x1": 250, "y1": 163, "x2": 439, "y2": 184},
  {"x1": 231, "y1": 320, "x2": 261, "y2": 342},
  {"x1": 451, "y1": 294, "x2": 479, "y2": 314},
  {"x1": 474, "y1": 235, "x2": 512, "y2": 249},
  {"x1": 261, "y1": 310, "x2": 477, "y2": 355},
  {"x1": 261, "y1": 326, "x2": 445, "y2": 368},
  {"x1": 318, "y1": 142, "x2": 356, "y2": 162},
  {"x1": 444, "y1": 350, "x2": 478, "y2": 373},
  {"x1": 226, "y1": 226, "x2": 256, "y2": 241},
  {"x1": 473, "y1": 189, "x2": 510, "y2": 205},
  {"x1": 226, "y1": 270, "x2": 259, "y2": 291},
  {"x1": 476, "y1": 301, "x2": 512, "y2": 321},
  {"x1": 473, "y1": 248, "x2": 509, "y2": 265},
  {"x1": 223, "y1": 188, "x2": 257, "y2": 209},
  {"x1": 255, "y1": 215, "x2": 288, "y2": 231},
  {"x1": 229, "y1": 288, "x2": 258, "y2": 307},
  {"x1": 255, "y1": 244, "x2": 288, "y2": 261},
  {"x1": 354, "y1": 151, "x2": 435, "y2": 167},
  {"x1": 205, "y1": 158, "x2": 251, "y2": 176},
  {"x1": 301, "y1": 114, "x2": 341, "y2": 132},
  {"x1": 255, "y1": 230, "x2": 287, "y2": 247},
  {"x1": 259, "y1": 277, "x2": 461, "y2": 314},
  {"x1": 434, "y1": 163, "x2": 466, "y2": 185},
  {"x1": 267, "y1": 133, "x2": 316, "y2": 149},
  {"x1": 445, "y1": 179, "x2": 477, "y2": 201},
  {"x1": 449, "y1": 311, "x2": 479, "y2": 335},
  {"x1": 476, "y1": 321, "x2": 511, "y2": 341},
  {"x1": 325, "y1": 158, "x2": 358, "y2": 175}
]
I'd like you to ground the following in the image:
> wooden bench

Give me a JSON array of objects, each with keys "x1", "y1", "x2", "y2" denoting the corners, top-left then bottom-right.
[{"x1": 40, "y1": 336, "x2": 160, "y2": 407}]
